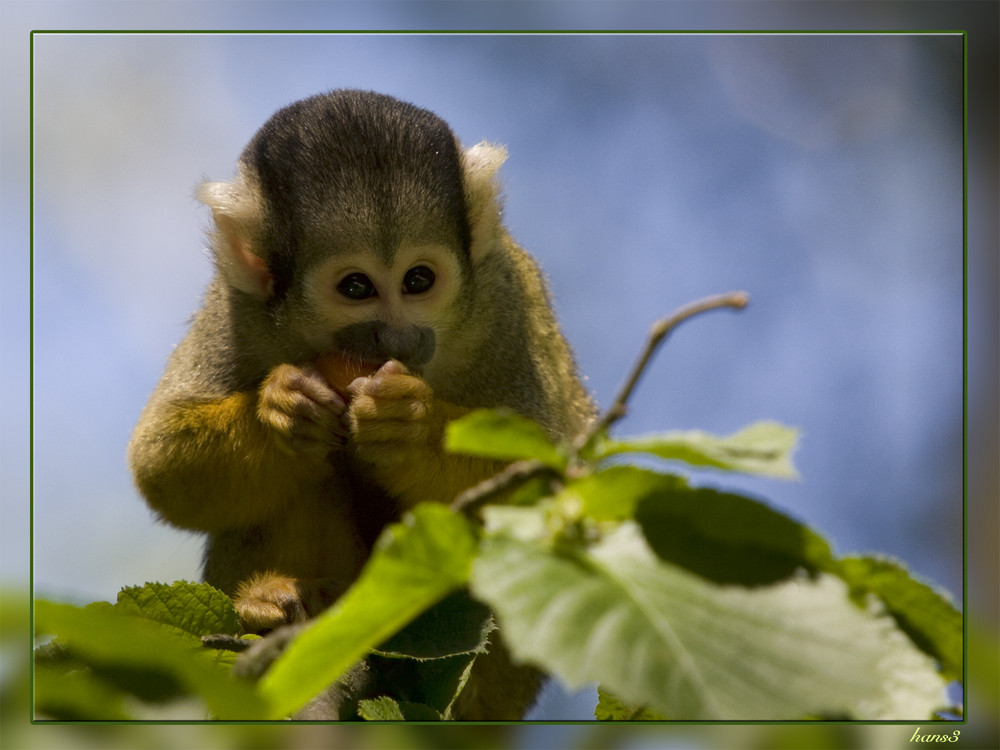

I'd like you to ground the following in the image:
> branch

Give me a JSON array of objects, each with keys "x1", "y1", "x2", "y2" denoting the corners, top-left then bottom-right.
[
  {"x1": 450, "y1": 459, "x2": 559, "y2": 516},
  {"x1": 575, "y1": 291, "x2": 750, "y2": 452},
  {"x1": 201, "y1": 633, "x2": 253, "y2": 653},
  {"x1": 227, "y1": 622, "x2": 308, "y2": 681},
  {"x1": 449, "y1": 291, "x2": 749, "y2": 515}
]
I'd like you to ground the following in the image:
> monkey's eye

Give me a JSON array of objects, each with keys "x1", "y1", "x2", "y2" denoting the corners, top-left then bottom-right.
[
  {"x1": 337, "y1": 273, "x2": 377, "y2": 300},
  {"x1": 403, "y1": 266, "x2": 436, "y2": 295}
]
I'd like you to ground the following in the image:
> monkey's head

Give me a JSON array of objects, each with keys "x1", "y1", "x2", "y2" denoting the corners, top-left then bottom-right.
[{"x1": 198, "y1": 89, "x2": 507, "y2": 378}]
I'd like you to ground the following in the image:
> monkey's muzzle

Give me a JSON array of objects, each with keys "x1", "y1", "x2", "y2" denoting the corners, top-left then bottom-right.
[{"x1": 331, "y1": 321, "x2": 436, "y2": 369}]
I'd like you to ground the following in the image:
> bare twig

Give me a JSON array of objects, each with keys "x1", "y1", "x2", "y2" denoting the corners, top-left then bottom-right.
[
  {"x1": 575, "y1": 291, "x2": 750, "y2": 453},
  {"x1": 201, "y1": 633, "x2": 254, "y2": 653},
  {"x1": 449, "y1": 291, "x2": 749, "y2": 515},
  {"x1": 450, "y1": 459, "x2": 559, "y2": 515},
  {"x1": 229, "y1": 622, "x2": 309, "y2": 680}
]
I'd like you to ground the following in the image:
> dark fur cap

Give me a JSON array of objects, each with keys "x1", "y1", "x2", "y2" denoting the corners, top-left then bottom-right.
[{"x1": 241, "y1": 90, "x2": 472, "y2": 298}]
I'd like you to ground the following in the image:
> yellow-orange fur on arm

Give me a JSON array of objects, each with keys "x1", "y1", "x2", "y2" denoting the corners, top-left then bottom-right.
[{"x1": 128, "y1": 389, "x2": 335, "y2": 532}]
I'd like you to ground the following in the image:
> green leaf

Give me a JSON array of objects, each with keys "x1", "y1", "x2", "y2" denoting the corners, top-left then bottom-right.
[
  {"x1": 115, "y1": 581, "x2": 241, "y2": 637},
  {"x1": 598, "y1": 421, "x2": 799, "y2": 479},
  {"x1": 376, "y1": 589, "x2": 493, "y2": 659},
  {"x1": 834, "y1": 556, "x2": 963, "y2": 681},
  {"x1": 479, "y1": 468, "x2": 684, "y2": 544},
  {"x1": 471, "y1": 524, "x2": 947, "y2": 720},
  {"x1": 560, "y1": 468, "x2": 830, "y2": 587},
  {"x1": 34, "y1": 662, "x2": 131, "y2": 720},
  {"x1": 359, "y1": 695, "x2": 406, "y2": 720},
  {"x1": 258, "y1": 503, "x2": 478, "y2": 719},
  {"x1": 635, "y1": 486, "x2": 834, "y2": 586},
  {"x1": 357, "y1": 696, "x2": 442, "y2": 721},
  {"x1": 564, "y1": 466, "x2": 687, "y2": 522},
  {"x1": 595, "y1": 686, "x2": 665, "y2": 720},
  {"x1": 34, "y1": 599, "x2": 266, "y2": 719},
  {"x1": 369, "y1": 589, "x2": 494, "y2": 716},
  {"x1": 206, "y1": 634, "x2": 261, "y2": 671},
  {"x1": 445, "y1": 408, "x2": 566, "y2": 469},
  {"x1": 481, "y1": 503, "x2": 553, "y2": 543},
  {"x1": 367, "y1": 651, "x2": 479, "y2": 717},
  {"x1": 89, "y1": 663, "x2": 187, "y2": 704},
  {"x1": 505, "y1": 472, "x2": 564, "y2": 507}
]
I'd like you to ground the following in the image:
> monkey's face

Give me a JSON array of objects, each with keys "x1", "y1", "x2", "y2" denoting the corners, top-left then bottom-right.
[
  {"x1": 298, "y1": 239, "x2": 468, "y2": 374},
  {"x1": 200, "y1": 91, "x2": 503, "y2": 379}
]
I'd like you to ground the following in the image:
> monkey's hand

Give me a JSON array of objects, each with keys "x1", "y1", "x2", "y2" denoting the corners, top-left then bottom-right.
[
  {"x1": 348, "y1": 360, "x2": 506, "y2": 506},
  {"x1": 130, "y1": 378, "x2": 351, "y2": 532},
  {"x1": 258, "y1": 363, "x2": 351, "y2": 460}
]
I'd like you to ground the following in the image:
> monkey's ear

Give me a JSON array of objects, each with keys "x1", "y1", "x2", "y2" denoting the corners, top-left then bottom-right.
[
  {"x1": 462, "y1": 142, "x2": 508, "y2": 260},
  {"x1": 197, "y1": 180, "x2": 273, "y2": 299}
]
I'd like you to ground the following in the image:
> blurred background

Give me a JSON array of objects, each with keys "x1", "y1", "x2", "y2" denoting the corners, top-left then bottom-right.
[{"x1": 3, "y1": 1, "x2": 996, "y2": 749}]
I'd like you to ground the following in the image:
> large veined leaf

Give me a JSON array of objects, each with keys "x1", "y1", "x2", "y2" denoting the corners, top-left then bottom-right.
[
  {"x1": 471, "y1": 524, "x2": 947, "y2": 720},
  {"x1": 376, "y1": 589, "x2": 493, "y2": 659},
  {"x1": 369, "y1": 590, "x2": 494, "y2": 717},
  {"x1": 258, "y1": 504, "x2": 477, "y2": 719},
  {"x1": 597, "y1": 421, "x2": 799, "y2": 479},
  {"x1": 366, "y1": 651, "x2": 480, "y2": 717},
  {"x1": 563, "y1": 465, "x2": 688, "y2": 523},
  {"x1": 834, "y1": 555, "x2": 963, "y2": 681},
  {"x1": 115, "y1": 581, "x2": 241, "y2": 638},
  {"x1": 635, "y1": 486, "x2": 834, "y2": 586}
]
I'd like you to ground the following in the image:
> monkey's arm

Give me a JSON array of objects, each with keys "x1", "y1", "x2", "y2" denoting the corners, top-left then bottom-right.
[
  {"x1": 348, "y1": 361, "x2": 508, "y2": 508},
  {"x1": 129, "y1": 363, "x2": 347, "y2": 532}
]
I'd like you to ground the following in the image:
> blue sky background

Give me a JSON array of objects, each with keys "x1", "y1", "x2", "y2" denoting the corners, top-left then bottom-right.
[{"x1": 4, "y1": 1, "x2": 994, "y2": 734}]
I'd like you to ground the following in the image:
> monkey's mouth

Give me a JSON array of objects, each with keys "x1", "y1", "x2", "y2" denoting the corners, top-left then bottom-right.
[
  {"x1": 314, "y1": 352, "x2": 384, "y2": 391},
  {"x1": 342, "y1": 354, "x2": 386, "y2": 372}
]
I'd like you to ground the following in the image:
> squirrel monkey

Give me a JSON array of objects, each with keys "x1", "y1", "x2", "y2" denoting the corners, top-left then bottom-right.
[{"x1": 128, "y1": 89, "x2": 594, "y2": 719}]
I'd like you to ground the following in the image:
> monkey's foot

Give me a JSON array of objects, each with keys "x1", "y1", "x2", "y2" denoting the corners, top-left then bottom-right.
[{"x1": 233, "y1": 573, "x2": 309, "y2": 633}]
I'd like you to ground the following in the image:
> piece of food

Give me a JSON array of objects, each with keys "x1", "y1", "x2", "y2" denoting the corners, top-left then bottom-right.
[{"x1": 315, "y1": 352, "x2": 382, "y2": 397}]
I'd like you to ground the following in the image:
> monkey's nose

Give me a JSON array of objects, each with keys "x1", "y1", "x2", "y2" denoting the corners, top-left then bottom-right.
[{"x1": 375, "y1": 324, "x2": 435, "y2": 367}]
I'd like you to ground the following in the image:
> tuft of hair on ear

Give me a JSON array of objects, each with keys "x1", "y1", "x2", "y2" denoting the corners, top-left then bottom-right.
[
  {"x1": 196, "y1": 172, "x2": 273, "y2": 300},
  {"x1": 462, "y1": 141, "x2": 508, "y2": 259}
]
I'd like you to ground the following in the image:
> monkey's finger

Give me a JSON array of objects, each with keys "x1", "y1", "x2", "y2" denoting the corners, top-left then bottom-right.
[
  {"x1": 261, "y1": 364, "x2": 345, "y2": 418},
  {"x1": 350, "y1": 372, "x2": 433, "y2": 402},
  {"x1": 344, "y1": 359, "x2": 403, "y2": 396},
  {"x1": 346, "y1": 358, "x2": 421, "y2": 398},
  {"x1": 261, "y1": 397, "x2": 348, "y2": 455},
  {"x1": 296, "y1": 363, "x2": 350, "y2": 413},
  {"x1": 377, "y1": 359, "x2": 410, "y2": 376},
  {"x1": 351, "y1": 394, "x2": 428, "y2": 422},
  {"x1": 268, "y1": 389, "x2": 345, "y2": 435}
]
